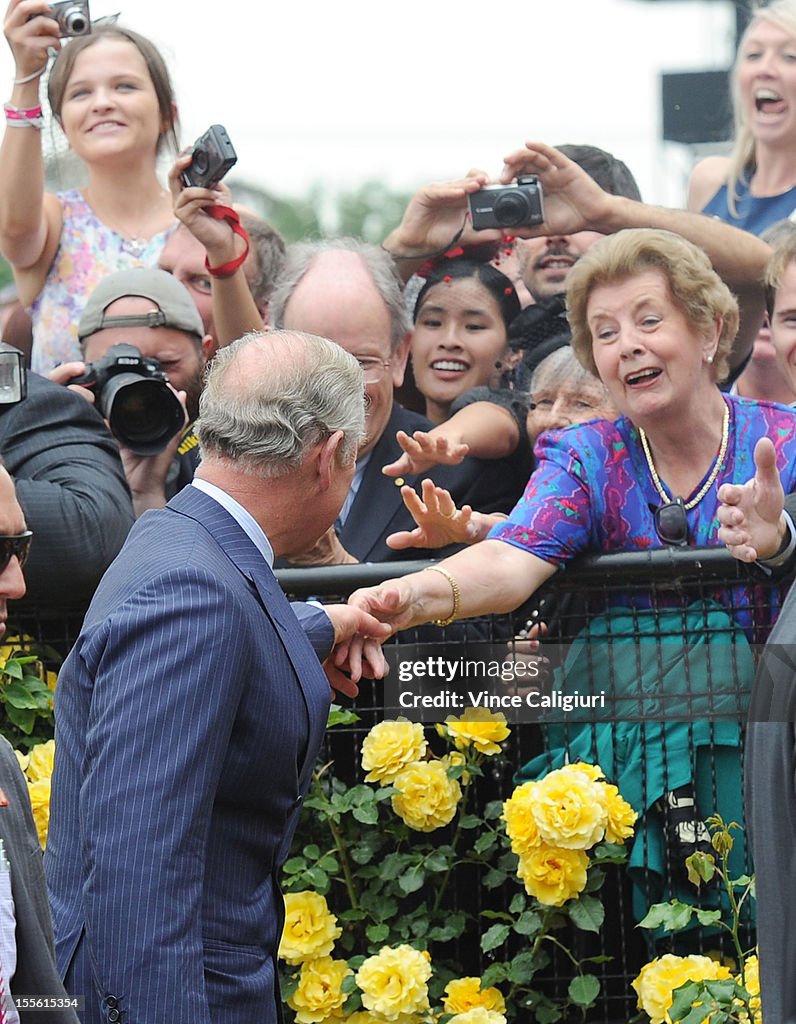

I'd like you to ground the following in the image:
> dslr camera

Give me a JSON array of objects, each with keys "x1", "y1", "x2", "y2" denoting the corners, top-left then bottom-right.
[
  {"x1": 48, "y1": 0, "x2": 91, "y2": 36},
  {"x1": 68, "y1": 344, "x2": 185, "y2": 456},
  {"x1": 181, "y1": 124, "x2": 238, "y2": 190},
  {"x1": 468, "y1": 175, "x2": 544, "y2": 231}
]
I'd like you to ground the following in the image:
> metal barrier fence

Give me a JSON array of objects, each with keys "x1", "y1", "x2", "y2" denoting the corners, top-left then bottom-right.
[
  {"x1": 277, "y1": 549, "x2": 789, "y2": 1023},
  {"x1": 4, "y1": 549, "x2": 786, "y2": 1022}
]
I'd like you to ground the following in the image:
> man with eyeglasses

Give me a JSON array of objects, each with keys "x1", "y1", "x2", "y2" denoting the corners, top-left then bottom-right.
[
  {"x1": 170, "y1": 206, "x2": 526, "y2": 564},
  {"x1": 266, "y1": 239, "x2": 527, "y2": 565}
]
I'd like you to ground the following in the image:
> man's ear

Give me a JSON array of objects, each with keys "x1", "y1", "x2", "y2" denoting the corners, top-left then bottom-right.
[
  {"x1": 317, "y1": 430, "x2": 346, "y2": 491},
  {"x1": 202, "y1": 333, "x2": 218, "y2": 363},
  {"x1": 390, "y1": 332, "x2": 413, "y2": 389}
]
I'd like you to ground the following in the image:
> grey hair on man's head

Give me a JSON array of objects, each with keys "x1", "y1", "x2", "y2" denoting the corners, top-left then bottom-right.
[
  {"x1": 196, "y1": 330, "x2": 366, "y2": 478},
  {"x1": 268, "y1": 237, "x2": 411, "y2": 351}
]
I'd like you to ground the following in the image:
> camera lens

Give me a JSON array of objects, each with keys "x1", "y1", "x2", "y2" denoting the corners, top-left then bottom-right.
[
  {"x1": 191, "y1": 148, "x2": 209, "y2": 175},
  {"x1": 100, "y1": 375, "x2": 185, "y2": 456},
  {"x1": 63, "y1": 7, "x2": 87, "y2": 32},
  {"x1": 493, "y1": 191, "x2": 531, "y2": 228}
]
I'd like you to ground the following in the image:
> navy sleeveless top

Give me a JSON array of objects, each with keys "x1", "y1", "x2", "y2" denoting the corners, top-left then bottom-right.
[{"x1": 701, "y1": 177, "x2": 796, "y2": 236}]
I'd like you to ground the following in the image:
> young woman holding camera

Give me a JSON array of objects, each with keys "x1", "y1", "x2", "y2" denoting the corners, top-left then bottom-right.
[{"x1": 0, "y1": 1, "x2": 177, "y2": 373}]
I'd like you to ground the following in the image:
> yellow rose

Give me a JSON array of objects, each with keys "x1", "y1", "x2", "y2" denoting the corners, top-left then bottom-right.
[
  {"x1": 14, "y1": 749, "x2": 29, "y2": 774},
  {"x1": 287, "y1": 955, "x2": 351, "y2": 1024},
  {"x1": 391, "y1": 761, "x2": 461, "y2": 832},
  {"x1": 557, "y1": 761, "x2": 604, "y2": 782},
  {"x1": 343, "y1": 1014, "x2": 422, "y2": 1024},
  {"x1": 632, "y1": 954, "x2": 732, "y2": 1024},
  {"x1": 516, "y1": 844, "x2": 589, "y2": 907},
  {"x1": 361, "y1": 721, "x2": 427, "y2": 786},
  {"x1": 355, "y1": 944, "x2": 431, "y2": 1020},
  {"x1": 27, "y1": 776, "x2": 51, "y2": 850},
  {"x1": 443, "y1": 977, "x2": 506, "y2": 1015},
  {"x1": 25, "y1": 739, "x2": 55, "y2": 782},
  {"x1": 443, "y1": 709, "x2": 511, "y2": 756},
  {"x1": 502, "y1": 782, "x2": 542, "y2": 857},
  {"x1": 735, "y1": 954, "x2": 761, "y2": 1024},
  {"x1": 530, "y1": 767, "x2": 607, "y2": 850},
  {"x1": 448, "y1": 1010, "x2": 507, "y2": 1024},
  {"x1": 279, "y1": 891, "x2": 342, "y2": 965},
  {"x1": 601, "y1": 783, "x2": 637, "y2": 845}
]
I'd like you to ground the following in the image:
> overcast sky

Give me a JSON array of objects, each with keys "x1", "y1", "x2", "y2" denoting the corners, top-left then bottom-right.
[{"x1": 1, "y1": 0, "x2": 740, "y2": 207}]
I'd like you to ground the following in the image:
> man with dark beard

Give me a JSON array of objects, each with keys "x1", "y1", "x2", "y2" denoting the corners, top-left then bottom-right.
[{"x1": 48, "y1": 268, "x2": 213, "y2": 517}]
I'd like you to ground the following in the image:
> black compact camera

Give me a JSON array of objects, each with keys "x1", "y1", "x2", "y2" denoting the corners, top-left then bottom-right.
[
  {"x1": 468, "y1": 175, "x2": 545, "y2": 231},
  {"x1": 49, "y1": 0, "x2": 91, "y2": 36},
  {"x1": 181, "y1": 124, "x2": 238, "y2": 190},
  {"x1": 68, "y1": 344, "x2": 185, "y2": 456}
]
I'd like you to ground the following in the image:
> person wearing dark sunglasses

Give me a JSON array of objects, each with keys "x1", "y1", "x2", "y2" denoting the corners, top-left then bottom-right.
[{"x1": 0, "y1": 464, "x2": 28, "y2": 640}]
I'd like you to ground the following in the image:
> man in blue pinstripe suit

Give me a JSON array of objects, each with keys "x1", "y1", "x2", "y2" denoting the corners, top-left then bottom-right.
[{"x1": 45, "y1": 331, "x2": 388, "y2": 1024}]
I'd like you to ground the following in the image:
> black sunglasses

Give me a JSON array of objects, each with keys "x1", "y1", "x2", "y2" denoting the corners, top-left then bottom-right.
[
  {"x1": 652, "y1": 498, "x2": 688, "y2": 547},
  {"x1": 0, "y1": 531, "x2": 33, "y2": 573}
]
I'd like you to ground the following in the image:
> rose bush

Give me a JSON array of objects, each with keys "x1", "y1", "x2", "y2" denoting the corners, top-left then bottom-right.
[
  {"x1": 279, "y1": 708, "x2": 638, "y2": 1022},
  {"x1": 634, "y1": 817, "x2": 758, "y2": 1023}
]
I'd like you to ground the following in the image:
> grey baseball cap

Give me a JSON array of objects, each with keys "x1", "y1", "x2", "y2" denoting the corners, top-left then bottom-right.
[{"x1": 78, "y1": 268, "x2": 205, "y2": 341}]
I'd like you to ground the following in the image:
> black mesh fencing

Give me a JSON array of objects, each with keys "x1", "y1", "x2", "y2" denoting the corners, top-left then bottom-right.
[
  {"x1": 277, "y1": 549, "x2": 788, "y2": 1023},
  {"x1": 4, "y1": 549, "x2": 784, "y2": 1022}
]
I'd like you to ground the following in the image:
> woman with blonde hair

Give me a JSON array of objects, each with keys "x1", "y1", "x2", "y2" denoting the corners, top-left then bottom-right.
[{"x1": 689, "y1": 0, "x2": 796, "y2": 234}]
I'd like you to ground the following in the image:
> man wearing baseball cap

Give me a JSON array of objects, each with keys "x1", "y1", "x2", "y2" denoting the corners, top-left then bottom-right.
[{"x1": 50, "y1": 268, "x2": 214, "y2": 517}]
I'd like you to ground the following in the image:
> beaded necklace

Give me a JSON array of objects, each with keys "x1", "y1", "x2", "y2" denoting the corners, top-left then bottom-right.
[{"x1": 638, "y1": 403, "x2": 729, "y2": 510}]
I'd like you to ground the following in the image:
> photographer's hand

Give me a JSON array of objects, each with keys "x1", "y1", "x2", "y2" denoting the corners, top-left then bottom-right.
[
  {"x1": 48, "y1": 361, "x2": 96, "y2": 405},
  {"x1": 500, "y1": 141, "x2": 615, "y2": 238},
  {"x1": 4, "y1": 0, "x2": 60, "y2": 80},
  {"x1": 382, "y1": 171, "x2": 502, "y2": 281},
  {"x1": 168, "y1": 155, "x2": 263, "y2": 347},
  {"x1": 119, "y1": 388, "x2": 188, "y2": 518},
  {"x1": 168, "y1": 155, "x2": 245, "y2": 267}
]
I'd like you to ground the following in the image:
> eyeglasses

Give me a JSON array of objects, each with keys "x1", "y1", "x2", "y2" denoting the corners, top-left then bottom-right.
[
  {"x1": 0, "y1": 531, "x2": 32, "y2": 573},
  {"x1": 652, "y1": 498, "x2": 688, "y2": 547},
  {"x1": 355, "y1": 357, "x2": 392, "y2": 384}
]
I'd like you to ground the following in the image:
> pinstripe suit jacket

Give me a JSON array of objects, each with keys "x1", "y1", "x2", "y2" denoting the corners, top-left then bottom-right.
[{"x1": 45, "y1": 485, "x2": 331, "y2": 1024}]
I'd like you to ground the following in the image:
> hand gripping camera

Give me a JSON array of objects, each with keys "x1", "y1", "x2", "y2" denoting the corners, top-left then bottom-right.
[
  {"x1": 68, "y1": 344, "x2": 185, "y2": 456},
  {"x1": 468, "y1": 175, "x2": 545, "y2": 231}
]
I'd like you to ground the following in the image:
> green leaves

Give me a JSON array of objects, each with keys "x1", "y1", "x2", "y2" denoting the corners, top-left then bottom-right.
[
  {"x1": 568, "y1": 973, "x2": 600, "y2": 1007},
  {"x1": 568, "y1": 894, "x2": 605, "y2": 933},
  {"x1": 0, "y1": 653, "x2": 56, "y2": 747}
]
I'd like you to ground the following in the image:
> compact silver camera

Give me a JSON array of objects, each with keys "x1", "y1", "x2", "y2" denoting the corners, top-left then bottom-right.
[
  {"x1": 181, "y1": 125, "x2": 238, "y2": 190},
  {"x1": 468, "y1": 175, "x2": 545, "y2": 231},
  {"x1": 49, "y1": 0, "x2": 91, "y2": 37}
]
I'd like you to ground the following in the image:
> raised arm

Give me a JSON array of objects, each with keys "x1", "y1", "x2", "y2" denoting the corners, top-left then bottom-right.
[
  {"x1": 501, "y1": 141, "x2": 770, "y2": 371},
  {"x1": 382, "y1": 171, "x2": 501, "y2": 283},
  {"x1": 382, "y1": 401, "x2": 519, "y2": 478},
  {"x1": 0, "y1": 0, "x2": 63, "y2": 303},
  {"x1": 386, "y1": 479, "x2": 502, "y2": 550},
  {"x1": 168, "y1": 155, "x2": 262, "y2": 348}
]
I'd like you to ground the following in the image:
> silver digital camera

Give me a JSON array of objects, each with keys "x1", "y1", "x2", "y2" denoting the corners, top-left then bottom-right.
[{"x1": 49, "y1": 0, "x2": 91, "y2": 37}]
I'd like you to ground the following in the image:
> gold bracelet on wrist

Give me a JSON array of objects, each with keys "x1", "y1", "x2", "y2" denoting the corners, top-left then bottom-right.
[{"x1": 423, "y1": 564, "x2": 460, "y2": 627}]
